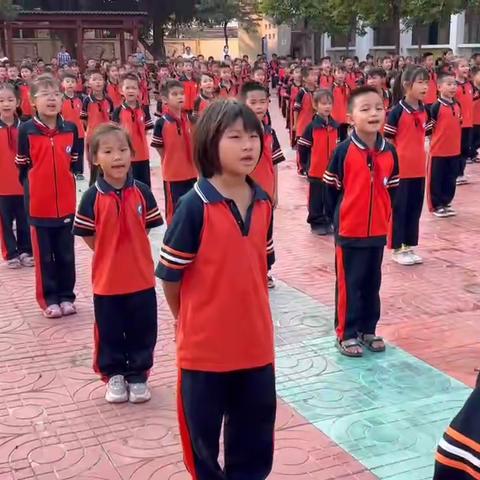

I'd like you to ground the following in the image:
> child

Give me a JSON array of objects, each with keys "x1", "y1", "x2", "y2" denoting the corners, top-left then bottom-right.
[
  {"x1": 218, "y1": 63, "x2": 237, "y2": 98},
  {"x1": 319, "y1": 57, "x2": 334, "y2": 89},
  {"x1": 366, "y1": 68, "x2": 392, "y2": 111},
  {"x1": 192, "y1": 73, "x2": 215, "y2": 122},
  {"x1": 18, "y1": 64, "x2": 34, "y2": 120},
  {"x1": 151, "y1": 80, "x2": 196, "y2": 223},
  {"x1": 179, "y1": 59, "x2": 197, "y2": 114},
  {"x1": 472, "y1": 66, "x2": 480, "y2": 161},
  {"x1": 112, "y1": 73, "x2": 153, "y2": 187},
  {"x1": 287, "y1": 65, "x2": 303, "y2": 146},
  {"x1": 156, "y1": 99, "x2": 276, "y2": 480},
  {"x1": 61, "y1": 71, "x2": 86, "y2": 180},
  {"x1": 455, "y1": 57, "x2": 474, "y2": 184},
  {"x1": 16, "y1": 74, "x2": 80, "y2": 318},
  {"x1": 252, "y1": 66, "x2": 267, "y2": 87},
  {"x1": 154, "y1": 62, "x2": 170, "y2": 117},
  {"x1": 298, "y1": 89, "x2": 339, "y2": 235},
  {"x1": 105, "y1": 64, "x2": 123, "y2": 108},
  {"x1": 323, "y1": 86, "x2": 399, "y2": 357},
  {"x1": 344, "y1": 56, "x2": 363, "y2": 90},
  {"x1": 331, "y1": 65, "x2": 350, "y2": 141},
  {"x1": 385, "y1": 66, "x2": 431, "y2": 266},
  {"x1": 294, "y1": 67, "x2": 317, "y2": 175},
  {"x1": 427, "y1": 72, "x2": 462, "y2": 218},
  {"x1": 422, "y1": 52, "x2": 438, "y2": 106},
  {"x1": 81, "y1": 69, "x2": 114, "y2": 185},
  {"x1": 73, "y1": 123, "x2": 163, "y2": 404},
  {"x1": 0, "y1": 83, "x2": 33, "y2": 269},
  {"x1": 7, "y1": 65, "x2": 20, "y2": 87}
]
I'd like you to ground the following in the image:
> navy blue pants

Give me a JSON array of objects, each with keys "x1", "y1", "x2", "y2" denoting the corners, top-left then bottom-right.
[
  {"x1": 307, "y1": 179, "x2": 331, "y2": 227},
  {"x1": 0, "y1": 195, "x2": 31, "y2": 260},
  {"x1": 458, "y1": 127, "x2": 473, "y2": 176},
  {"x1": 93, "y1": 288, "x2": 157, "y2": 383},
  {"x1": 163, "y1": 178, "x2": 196, "y2": 224},
  {"x1": 131, "y1": 160, "x2": 151, "y2": 187},
  {"x1": 72, "y1": 140, "x2": 85, "y2": 175},
  {"x1": 178, "y1": 364, "x2": 276, "y2": 480}
]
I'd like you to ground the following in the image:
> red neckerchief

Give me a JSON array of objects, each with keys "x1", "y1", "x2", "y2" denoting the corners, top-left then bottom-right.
[
  {"x1": 33, "y1": 115, "x2": 59, "y2": 137},
  {"x1": 123, "y1": 101, "x2": 144, "y2": 141}
]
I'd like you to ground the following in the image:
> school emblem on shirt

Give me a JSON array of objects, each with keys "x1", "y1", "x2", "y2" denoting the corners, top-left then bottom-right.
[
  {"x1": 384, "y1": 177, "x2": 388, "y2": 186},
  {"x1": 137, "y1": 204, "x2": 143, "y2": 216},
  {"x1": 66, "y1": 145, "x2": 72, "y2": 154}
]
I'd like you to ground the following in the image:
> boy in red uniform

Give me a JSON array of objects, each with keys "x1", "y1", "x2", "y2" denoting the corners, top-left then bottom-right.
[
  {"x1": 61, "y1": 71, "x2": 86, "y2": 180},
  {"x1": 344, "y1": 56, "x2": 363, "y2": 90},
  {"x1": 112, "y1": 73, "x2": 153, "y2": 187},
  {"x1": 105, "y1": 64, "x2": 123, "y2": 108},
  {"x1": 154, "y1": 63, "x2": 170, "y2": 117},
  {"x1": 287, "y1": 65, "x2": 303, "y2": 145},
  {"x1": 81, "y1": 70, "x2": 114, "y2": 185},
  {"x1": 192, "y1": 73, "x2": 215, "y2": 122},
  {"x1": 298, "y1": 90, "x2": 339, "y2": 235},
  {"x1": 218, "y1": 63, "x2": 237, "y2": 98},
  {"x1": 472, "y1": 66, "x2": 480, "y2": 161},
  {"x1": 324, "y1": 86, "x2": 399, "y2": 357},
  {"x1": 331, "y1": 64, "x2": 350, "y2": 141},
  {"x1": 151, "y1": 80, "x2": 196, "y2": 223},
  {"x1": 73, "y1": 123, "x2": 163, "y2": 404},
  {"x1": 423, "y1": 52, "x2": 438, "y2": 107},
  {"x1": 455, "y1": 57, "x2": 474, "y2": 184},
  {"x1": 428, "y1": 71, "x2": 462, "y2": 217},
  {"x1": 179, "y1": 59, "x2": 197, "y2": 115},
  {"x1": 319, "y1": 57, "x2": 334, "y2": 89},
  {"x1": 18, "y1": 64, "x2": 34, "y2": 120},
  {"x1": 294, "y1": 67, "x2": 317, "y2": 175},
  {"x1": 0, "y1": 83, "x2": 33, "y2": 268},
  {"x1": 157, "y1": 100, "x2": 276, "y2": 480},
  {"x1": 366, "y1": 68, "x2": 392, "y2": 111},
  {"x1": 16, "y1": 74, "x2": 80, "y2": 318}
]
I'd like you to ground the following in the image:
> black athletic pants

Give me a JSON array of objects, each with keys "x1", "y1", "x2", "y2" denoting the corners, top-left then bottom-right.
[
  {"x1": 163, "y1": 178, "x2": 196, "y2": 224},
  {"x1": 31, "y1": 224, "x2": 75, "y2": 309},
  {"x1": 178, "y1": 364, "x2": 276, "y2": 480},
  {"x1": 131, "y1": 160, "x2": 151, "y2": 187},
  {"x1": 458, "y1": 127, "x2": 473, "y2": 176},
  {"x1": 72, "y1": 139, "x2": 85, "y2": 175},
  {"x1": 472, "y1": 124, "x2": 480, "y2": 157},
  {"x1": 338, "y1": 123, "x2": 349, "y2": 142},
  {"x1": 93, "y1": 287, "x2": 157, "y2": 383},
  {"x1": 0, "y1": 195, "x2": 31, "y2": 260},
  {"x1": 335, "y1": 245, "x2": 384, "y2": 341},
  {"x1": 307, "y1": 179, "x2": 331, "y2": 227},
  {"x1": 390, "y1": 177, "x2": 424, "y2": 250},
  {"x1": 429, "y1": 156, "x2": 458, "y2": 210}
]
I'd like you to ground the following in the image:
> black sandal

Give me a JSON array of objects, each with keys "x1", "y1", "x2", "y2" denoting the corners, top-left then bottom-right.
[
  {"x1": 359, "y1": 334, "x2": 386, "y2": 353},
  {"x1": 336, "y1": 338, "x2": 364, "y2": 357}
]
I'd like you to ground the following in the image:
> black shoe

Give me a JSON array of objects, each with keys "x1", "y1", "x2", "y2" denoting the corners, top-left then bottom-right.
[
  {"x1": 327, "y1": 224, "x2": 335, "y2": 234},
  {"x1": 311, "y1": 225, "x2": 328, "y2": 235}
]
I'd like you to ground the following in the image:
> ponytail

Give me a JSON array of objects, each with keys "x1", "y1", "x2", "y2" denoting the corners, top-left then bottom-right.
[{"x1": 392, "y1": 65, "x2": 429, "y2": 105}]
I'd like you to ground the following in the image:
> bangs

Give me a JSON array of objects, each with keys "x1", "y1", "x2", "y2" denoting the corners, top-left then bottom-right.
[
  {"x1": 412, "y1": 67, "x2": 429, "y2": 82},
  {"x1": 217, "y1": 100, "x2": 263, "y2": 138}
]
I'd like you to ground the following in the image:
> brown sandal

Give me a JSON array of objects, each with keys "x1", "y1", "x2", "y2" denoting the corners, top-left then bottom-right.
[
  {"x1": 359, "y1": 334, "x2": 386, "y2": 352},
  {"x1": 336, "y1": 338, "x2": 364, "y2": 357}
]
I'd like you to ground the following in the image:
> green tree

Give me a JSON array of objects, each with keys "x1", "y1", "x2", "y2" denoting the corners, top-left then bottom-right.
[{"x1": 195, "y1": 0, "x2": 259, "y2": 48}]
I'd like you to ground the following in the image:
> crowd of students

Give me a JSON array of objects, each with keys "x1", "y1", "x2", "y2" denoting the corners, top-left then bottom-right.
[{"x1": 0, "y1": 49, "x2": 479, "y2": 479}]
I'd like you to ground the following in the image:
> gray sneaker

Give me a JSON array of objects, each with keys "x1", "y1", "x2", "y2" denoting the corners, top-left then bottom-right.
[
  {"x1": 128, "y1": 382, "x2": 151, "y2": 403},
  {"x1": 105, "y1": 375, "x2": 128, "y2": 403}
]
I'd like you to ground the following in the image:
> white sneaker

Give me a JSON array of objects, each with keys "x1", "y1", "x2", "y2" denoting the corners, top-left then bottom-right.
[
  {"x1": 456, "y1": 175, "x2": 469, "y2": 185},
  {"x1": 392, "y1": 249, "x2": 415, "y2": 266},
  {"x1": 445, "y1": 206, "x2": 457, "y2": 217},
  {"x1": 433, "y1": 207, "x2": 449, "y2": 218},
  {"x1": 105, "y1": 375, "x2": 128, "y2": 403},
  {"x1": 128, "y1": 382, "x2": 151, "y2": 403},
  {"x1": 407, "y1": 248, "x2": 423, "y2": 264}
]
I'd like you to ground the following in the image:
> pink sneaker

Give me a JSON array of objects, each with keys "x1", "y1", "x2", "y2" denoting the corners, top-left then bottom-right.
[
  {"x1": 60, "y1": 302, "x2": 77, "y2": 316},
  {"x1": 43, "y1": 304, "x2": 62, "y2": 318}
]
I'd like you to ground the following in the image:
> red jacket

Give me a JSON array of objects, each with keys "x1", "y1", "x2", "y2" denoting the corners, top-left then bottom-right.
[{"x1": 0, "y1": 117, "x2": 22, "y2": 195}]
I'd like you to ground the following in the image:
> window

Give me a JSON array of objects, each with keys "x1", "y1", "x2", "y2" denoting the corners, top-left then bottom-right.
[
  {"x1": 330, "y1": 31, "x2": 356, "y2": 48},
  {"x1": 268, "y1": 34, "x2": 271, "y2": 39},
  {"x1": 265, "y1": 24, "x2": 268, "y2": 30},
  {"x1": 464, "y1": 7, "x2": 480, "y2": 43},
  {"x1": 12, "y1": 29, "x2": 35, "y2": 39},
  {"x1": 412, "y1": 20, "x2": 450, "y2": 45},
  {"x1": 269, "y1": 23, "x2": 272, "y2": 29},
  {"x1": 272, "y1": 33, "x2": 276, "y2": 39},
  {"x1": 373, "y1": 20, "x2": 397, "y2": 46}
]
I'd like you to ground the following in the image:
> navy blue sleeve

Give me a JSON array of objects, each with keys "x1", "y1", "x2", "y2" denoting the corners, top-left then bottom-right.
[
  {"x1": 151, "y1": 117, "x2": 165, "y2": 148},
  {"x1": 155, "y1": 189, "x2": 204, "y2": 282},
  {"x1": 429, "y1": 101, "x2": 441, "y2": 125},
  {"x1": 323, "y1": 140, "x2": 347, "y2": 219},
  {"x1": 297, "y1": 122, "x2": 313, "y2": 169},
  {"x1": 294, "y1": 89, "x2": 305, "y2": 111},
  {"x1": 135, "y1": 181, "x2": 164, "y2": 229},
  {"x1": 384, "y1": 104, "x2": 402, "y2": 139},
  {"x1": 16, "y1": 122, "x2": 31, "y2": 185},
  {"x1": 80, "y1": 96, "x2": 89, "y2": 120},
  {"x1": 73, "y1": 186, "x2": 97, "y2": 236},
  {"x1": 111, "y1": 106, "x2": 121, "y2": 124},
  {"x1": 271, "y1": 128, "x2": 285, "y2": 165},
  {"x1": 267, "y1": 209, "x2": 275, "y2": 269}
]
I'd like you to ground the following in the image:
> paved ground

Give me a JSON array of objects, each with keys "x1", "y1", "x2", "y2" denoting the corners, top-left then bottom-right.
[{"x1": 0, "y1": 99, "x2": 478, "y2": 479}]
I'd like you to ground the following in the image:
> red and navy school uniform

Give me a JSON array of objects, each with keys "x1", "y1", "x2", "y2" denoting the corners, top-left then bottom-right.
[
  {"x1": 294, "y1": 87, "x2": 315, "y2": 173},
  {"x1": 425, "y1": 69, "x2": 438, "y2": 106},
  {"x1": 297, "y1": 115, "x2": 339, "y2": 229},
  {"x1": 331, "y1": 82, "x2": 351, "y2": 141},
  {"x1": 73, "y1": 173, "x2": 163, "y2": 383},
  {"x1": 155, "y1": 177, "x2": 276, "y2": 480},
  {"x1": 18, "y1": 82, "x2": 33, "y2": 120},
  {"x1": 433, "y1": 374, "x2": 480, "y2": 480},
  {"x1": 0, "y1": 117, "x2": 32, "y2": 261},
  {"x1": 323, "y1": 132, "x2": 399, "y2": 342},
  {"x1": 61, "y1": 93, "x2": 86, "y2": 176},
  {"x1": 151, "y1": 111, "x2": 196, "y2": 223},
  {"x1": 105, "y1": 80, "x2": 123, "y2": 109},
  {"x1": 473, "y1": 86, "x2": 480, "y2": 157},
  {"x1": 384, "y1": 99, "x2": 432, "y2": 250},
  {"x1": 217, "y1": 81, "x2": 237, "y2": 98},
  {"x1": 112, "y1": 102, "x2": 154, "y2": 187},
  {"x1": 456, "y1": 80, "x2": 474, "y2": 173},
  {"x1": 345, "y1": 70, "x2": 363, "y2": 90},
  {"x1": 16, "y1": 115, "x2": 80, "y2": 310},
  {"x1": 179, "y1": 74, "x2": 198, "y2": 113},
  {"x1": 319, "y1": 73, "x2": 334, "y2": 89},
  {"x1": 427, "y1": 98, "x2": 462, "y2": 211},
  {"x1": 81, "y1": 94, "x2": 114, "y2": 185},
  {"x1": 75, "y1": 74, "x2": 84, "y2": 95},
  {"x1": 191, "y1": 93, "x2": 211, "y2": 122},
  {"x1": 287, "y1": 81, "x2": 302, "y2": 145},
  {"x1": 250, "y1": 125, "x2": 285, "y2": 201}
]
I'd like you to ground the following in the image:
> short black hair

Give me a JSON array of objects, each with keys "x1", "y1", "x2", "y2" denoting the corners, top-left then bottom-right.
[
  {"x1": 313, "y1": 89, "x2": 333, "y2": 104},
  {"x1": 437, "y1": 70, "x2": 456, "y2": 83},
  {"x1": 334, "y1": 64, "x2": 346, "y2": 73},
  {"x1": 198, "y1": 72, "x2": 214, "y2": 84},
  {"x1": 347, "y1": 86, "x2": 382, "y2": 113},
  {"x1": 161, "y1": 79, "x2": 183, "y2": 97},
  {"x1": 120, "y1": 72, "x2": 140, "y2": 85},
  {"x1": 239, "y1": 81, "x2": 268, "y2": 100},
  {"x1": 471, "y1": 66, "x2": 480, "y2": 76},
  {"x1": 366, "y1": 67, "x2": 387, "y2": 79},
  {"x1": 422, "y1": 52, "x2": 434, "y2": 60},
  {"x1": 220, "y1": 62, "x2": 231, "y2": 69},
  {"x1": 60, "y1": 70, "x2": 77, "y2": 81},
  {"x1": 301, "y1": 67, "x2": 313, "y2": 79},
  {"x1": 194, "y1": 99, "x2": 264, "y2": 178}
]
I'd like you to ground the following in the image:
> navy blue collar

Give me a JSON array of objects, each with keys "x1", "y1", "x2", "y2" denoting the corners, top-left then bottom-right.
[
  {"x1": 194, "y1": 177, "x2": 269, "y2": 204},
  {"x1": 313, "y1": 114, "x2": 339, "y2": 129},
  {"x1": 0, "y1": 116, "x2": 20, "y2": 128},
  {"x1": 351, "y1": 131, "x2": 386, "y2": 152},
  {"x1": 95, "y1": 171, "x2": 135, "y2": 194},
  {"x1": 399, "y1": 98, "x2": 425, "y2": 114}
]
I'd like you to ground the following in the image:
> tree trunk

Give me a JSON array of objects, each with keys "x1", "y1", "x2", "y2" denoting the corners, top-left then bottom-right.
[
  {"x1": 152, "y1": 22, "x2": 165, "y2": 58},
  {"x1": 223, "y1": 21, "x2": 229, "y2": 48},
  {"x1": 0, "y1": 23, "x2": 5, "y2": 57},
  {"x1": 392, "y1": 0, "x2": 401, "y2": 55}
]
